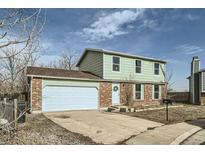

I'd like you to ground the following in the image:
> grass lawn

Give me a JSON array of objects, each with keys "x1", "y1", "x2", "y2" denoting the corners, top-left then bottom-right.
[
  {"x1": 0, "y1": 114, "x2": 96, "y2": 145},
  {"x1": 118, "y1": 104, "x2": 205, "y2": 124}
]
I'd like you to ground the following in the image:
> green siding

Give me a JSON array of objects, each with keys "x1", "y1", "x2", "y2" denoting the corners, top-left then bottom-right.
[
  {"x1": 103, "y1": 54, "x2": 165, "y2": 82},
  {"x1": 43, "y1": 79, "x2": 99, "y2": 89},
  {"x1": 79, "y1": 51, "x2": 103, "y2": 77}
]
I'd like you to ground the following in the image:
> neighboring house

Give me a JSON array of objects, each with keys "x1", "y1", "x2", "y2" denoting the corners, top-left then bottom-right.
[
  {"x1": 27, "y1": 48, "x2": 167, "y2": 112},
  {"x1": 187, "y1": 56, "x2": 205, "y2": 105}
]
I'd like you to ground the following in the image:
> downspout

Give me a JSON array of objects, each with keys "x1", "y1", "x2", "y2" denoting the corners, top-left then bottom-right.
[
  {"x1": 192, "y1": 61, "x2": 195, "y2": 104},
  {"x1": 30, "y1": 76, "x2": 33, "y2": 112}
]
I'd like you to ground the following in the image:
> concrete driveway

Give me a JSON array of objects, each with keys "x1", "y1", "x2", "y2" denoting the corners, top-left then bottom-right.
[{"x1": 44, "y1": 110, "x2": 162, "y2": 144}]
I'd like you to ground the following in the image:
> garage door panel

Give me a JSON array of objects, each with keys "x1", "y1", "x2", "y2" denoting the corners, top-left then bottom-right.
[{"x1": 42, "y1": 86, "x2": 98, "y2": 112}]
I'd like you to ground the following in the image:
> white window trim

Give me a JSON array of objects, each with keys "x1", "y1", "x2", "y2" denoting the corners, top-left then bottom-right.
[
  {"x1": 133, "y1": 84, "x2": 144, "y2": 101},
  {"x1": 154, "y1": 62, "x2": 160, "y2": 76},
  {"x1": 135, "y1": 60, "x2": 142, "y2": 74},
  {"x1": 112, "y1": 56, "x2": 121, "y2": 73},
  {"x1": 152, "y1": 84, "x2": 161, "y2": 100}
]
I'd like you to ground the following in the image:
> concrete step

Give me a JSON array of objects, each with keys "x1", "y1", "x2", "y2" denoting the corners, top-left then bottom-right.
[{"x1": 108, "y1": 105, "x2": 129, "y2": 112}]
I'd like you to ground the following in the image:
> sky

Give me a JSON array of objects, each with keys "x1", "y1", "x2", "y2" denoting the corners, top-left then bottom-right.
[{"x1": 39, "y1": 8, "x2": 205, "y2": 91}]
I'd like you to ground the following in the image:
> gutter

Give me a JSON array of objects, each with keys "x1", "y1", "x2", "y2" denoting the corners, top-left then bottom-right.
[
  {"x1": 26, "y1": 74, "x2": 167, "y2": 84},
  {"x1": 30, "y1": 76, "x2": 33, "y2": 112}
]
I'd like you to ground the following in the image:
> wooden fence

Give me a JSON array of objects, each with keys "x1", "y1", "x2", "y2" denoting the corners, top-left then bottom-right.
[{"x1": 168, "y1": 92, "x2": 190, "y2": 103}]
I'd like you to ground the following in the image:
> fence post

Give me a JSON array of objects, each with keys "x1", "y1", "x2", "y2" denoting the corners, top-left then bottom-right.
[
  {"x1": 3, "y1": 98, "x2": 6, "y2": 104},
  {"x1": 14, "y1": 99, "x2": 17, "y2": 130}
]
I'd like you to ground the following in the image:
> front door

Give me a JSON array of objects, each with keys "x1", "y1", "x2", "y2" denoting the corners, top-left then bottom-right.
[{"x1": 112, "y1": 83, "x2": 120, "y2": 105}]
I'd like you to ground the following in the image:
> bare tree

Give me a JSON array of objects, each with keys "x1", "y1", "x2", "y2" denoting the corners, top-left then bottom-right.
[
  {"x1": 0, "y1": 9, "x2": 46, "y2": 58},
  {"x1": 160, "y1": 65, "x2": 175, "y2": 99},
  {"x1": 123, "y1": 74, "x2": 134, "y2": 107},
  {"x1": 58, "y1": 49, "x2": 78, "y2": 70},
  {"x1": 123, "y1": 83, "x2": 133, "y2": 107},
  {"x1": 0, "y1": 9, "x2": 46, "y2": 95},
  {"x1": 41, "y1": 48, "x2": 78, "y2": 70},
  {"x1": 0, "y1": 46, "x2": 30, "y2": 94}
]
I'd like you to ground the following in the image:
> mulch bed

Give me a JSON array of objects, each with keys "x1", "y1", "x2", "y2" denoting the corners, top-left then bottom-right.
[
  {"x1": 118, "y1": 105, "x2": 205, "y2": 124},
  {"x1": 0, "y1": 114, "x2": 97, "y2": 145}
]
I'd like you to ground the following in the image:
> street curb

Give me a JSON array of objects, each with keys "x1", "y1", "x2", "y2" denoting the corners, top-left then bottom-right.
[{"x1": 170, "y1": 127, "x2": 202, "y2": 145}]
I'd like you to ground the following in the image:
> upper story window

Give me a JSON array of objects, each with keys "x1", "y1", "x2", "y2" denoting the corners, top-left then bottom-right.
[
  {"x1": 135, "y1": 60, "x2": 141, "y2": 73},
  {"x1": 112, "y1": 56, "x2": 120, "y2": 72},
  {"x1": 154, "y1": 63, "x2": 160, "y2": 75},
  {"x1": 153, "y1": 85, "x2": 160, "y2": 99}
]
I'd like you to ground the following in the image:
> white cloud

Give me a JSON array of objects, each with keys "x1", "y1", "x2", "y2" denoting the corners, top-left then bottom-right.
[
  {"x1": 176, "y1": 44, "x2": 203, "y2": 55},
  {"x1": 81, "y1": 9, "x2": 145, "y2": 42},
  {"x1": 186, "y1": 14, "x2": 200, "y2": 21},
  {"x1": 165, "y1": 58, "x2": 181, "y2": 64}
]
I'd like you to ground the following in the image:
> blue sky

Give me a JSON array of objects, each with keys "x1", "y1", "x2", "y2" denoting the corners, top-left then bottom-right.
[{"x1": 40, "y1": 8, "x2": 205, "y2": 91}]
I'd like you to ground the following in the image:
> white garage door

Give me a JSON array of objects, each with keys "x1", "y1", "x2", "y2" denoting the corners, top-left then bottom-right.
[{"x1": 42, "y1": 85, "x2": 98, "y2": 112}]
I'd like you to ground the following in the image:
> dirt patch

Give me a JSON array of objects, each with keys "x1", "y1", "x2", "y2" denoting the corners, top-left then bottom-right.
[
  {"x1": 0, "y1": 114, "x2": 97, "y2": 145},
  {"x1": 118, "y1": 105, "x2": 205, "y2": 124},
  {"x1": 55, "y1": 115, "x2": 70, "y2": 119}
]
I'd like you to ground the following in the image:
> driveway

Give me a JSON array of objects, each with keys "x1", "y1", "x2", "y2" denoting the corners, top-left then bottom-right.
[{"x1": 44, "y1": 110, "x2": 162, "y2": 144}]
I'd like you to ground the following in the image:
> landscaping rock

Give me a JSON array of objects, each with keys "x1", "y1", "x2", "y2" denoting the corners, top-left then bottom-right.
[{"x1": 0, "y1": 118, "x2": 8, "y2": 126}]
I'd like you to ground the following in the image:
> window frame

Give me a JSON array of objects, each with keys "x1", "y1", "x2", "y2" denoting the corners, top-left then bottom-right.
[
  {"x1": 154, "y1": 63, "x2": 160, "y2": 75},
  {"x1": 153, "y1": 84, "x2": 160, "y2": 100},
  {"x1": 112, "y1": 56, "x2": 120, "y2": 72},
  {"x1": 134, "y1": 84, "x2": 144, "y2": 100},
  {"x1": 135, "y1": 60, "x2": 142, "y2": 74}
]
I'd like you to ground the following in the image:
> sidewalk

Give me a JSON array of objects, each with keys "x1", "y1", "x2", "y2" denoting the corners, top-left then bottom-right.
[
  {"x1": 181, "y1": 129, "x2": 205, "y2": 145},
  {"x1": 125, "y1": 122, "x2": 202, "y2": 145}
]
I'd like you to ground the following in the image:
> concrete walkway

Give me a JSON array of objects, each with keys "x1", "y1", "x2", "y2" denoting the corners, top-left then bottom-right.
[
  {"x1": 44, "y1": 111, "x2": 162, "y2": 144},
  {"x1": 125, "y1": 122, "x2": 202, "y2": 145},
  {"x1": 181, "y1": 129, "x2": 205, "y2": 145}
]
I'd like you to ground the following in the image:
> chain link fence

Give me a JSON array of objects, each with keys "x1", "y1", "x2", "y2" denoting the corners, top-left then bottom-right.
[{"x1": 0, "y1": 97, "x2": 27, "y2": 144}]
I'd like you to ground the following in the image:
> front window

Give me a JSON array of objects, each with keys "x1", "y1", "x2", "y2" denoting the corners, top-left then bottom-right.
[
  {"x1": 154, "y1": 85, "x2": 160, "y2": 99},
  {"x1": 112, "y1": 56, "x2": 120, "y2": 72},
  {"x1": 135, "y1": 60, "x2": 141, "y2": 73},
  {"x1": 135, "y1": 84, "x2": 141, "y2": 100},
  {"x1": 154, "y1": 63, "x2": 160, "y2": 75}
]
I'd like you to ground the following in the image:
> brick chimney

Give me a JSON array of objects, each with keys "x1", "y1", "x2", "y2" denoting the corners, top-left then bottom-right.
[{"x1": 190, "y1": 56, "x2": 200, "y2": 104}]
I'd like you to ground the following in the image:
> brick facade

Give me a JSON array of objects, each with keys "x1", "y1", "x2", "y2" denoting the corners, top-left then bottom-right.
[
  {"x1": 99, "y1": 82, "x2": 112, "y2": 107},
  {"x1": 119, "y1": 83, "x2": 166, "y2": 108},
  {"x1": 31, "y1": 78, "x2": 42, "y2": 111},
  {"x1": 131, "y1": 84, "x2": 162, "y2": 107},
  {"x1": 120, "y1": 83, "x2": 133, "y2": 106},
  {"x1": 30, "y1": 78, "x2": 166, "y2": 110}
]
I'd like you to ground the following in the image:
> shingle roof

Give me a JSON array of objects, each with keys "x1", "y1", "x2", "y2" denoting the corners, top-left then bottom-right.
[
  {"x1": 187, "y1": 68, "x2": 205, "y2": 79},
  {"x1": 26, "y1": 66, "x2": 102, "y2": 80},
  {"x1": 76, "y1": 48, "x2": 167, "y2": 66},
  {"x1": 199, "y1": 68, "x2": 205, "y2": 73}
]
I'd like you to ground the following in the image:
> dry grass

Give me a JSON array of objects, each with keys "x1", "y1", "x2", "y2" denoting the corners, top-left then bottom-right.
[
  {"x1": 119, "y1": 105, "x2": 205, "y2": 124},
  {"x1": 0, "y1": 114, "x2": 97, "y2": 145}
]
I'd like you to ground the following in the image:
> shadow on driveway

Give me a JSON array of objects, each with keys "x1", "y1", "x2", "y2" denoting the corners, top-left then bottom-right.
[{"x1": 186, "y1": 118, "x2": 205, "y2": 129}]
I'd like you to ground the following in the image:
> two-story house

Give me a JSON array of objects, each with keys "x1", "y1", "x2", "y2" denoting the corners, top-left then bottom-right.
[
  {"x1": 187, "y1": 56, "x2": 205, "y2": 105},
  {"x1": 27, "y1": 48, "x2": 167, "y2": 112}
]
